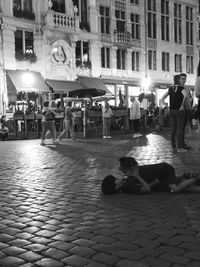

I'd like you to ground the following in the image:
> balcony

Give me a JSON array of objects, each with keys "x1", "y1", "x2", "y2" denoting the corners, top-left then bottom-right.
[
  {"x1": 44, "y1": 10, "x2": 79, "y2": 30},
  {"x1": 114, "y1": 31, "x2": 131, "y2": 43}
]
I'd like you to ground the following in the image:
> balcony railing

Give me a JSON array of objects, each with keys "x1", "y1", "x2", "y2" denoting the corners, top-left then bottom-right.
[
  {"x1": 45, "y1": 10, "x2": 79, "y2": 30},
  {"x1": 114, "y1": 31, "x2": 131, "y2": 43},
  {"x1": 115, "y1": 0, "x2": 126, "y2": 10}
]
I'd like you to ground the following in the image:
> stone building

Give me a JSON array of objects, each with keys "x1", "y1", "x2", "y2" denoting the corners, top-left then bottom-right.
[{"x1": 0, "y1": 0, "x2": 199, "y2": 114}]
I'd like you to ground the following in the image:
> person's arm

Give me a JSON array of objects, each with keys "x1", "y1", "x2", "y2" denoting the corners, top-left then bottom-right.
[
  {"x1": 160, "y1": 91, "x2": 169, "y2": 107},
  {"x1": 179, "y1": 89, "x2": 187, "y2": 111},
  {"x1": 195, "y1": 77, "x2": 200, "y2": 98},
  {"x1": 148, "y1": 178, "x2": 160, "y2": 188},
  {"x1": 134, "y1": 175, "x2": 151, "y2": 193}
]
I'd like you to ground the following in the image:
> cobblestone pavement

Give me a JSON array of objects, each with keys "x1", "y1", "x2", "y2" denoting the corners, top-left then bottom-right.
[{"x1": 0, "y1": 130, "x2": 200, "y2": 267}]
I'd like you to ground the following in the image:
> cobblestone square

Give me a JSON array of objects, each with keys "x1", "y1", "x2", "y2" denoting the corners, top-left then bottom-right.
[{"x1": 0, "y1": 131, "x2": 200, "y2": 267}]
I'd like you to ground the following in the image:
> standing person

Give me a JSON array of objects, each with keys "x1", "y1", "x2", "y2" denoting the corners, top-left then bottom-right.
[
  {"x1": 180, "y1": 73, "x2": 192, "y2": 150},
  {"x1": 195, "y1": 62, "x2": 200, "y2": 125},
  {"x1": 40, "y1": 101, "x2": 58, "y2": 145},
  {"x1": 129, "y1": 96, "x2": 141, "y2": 138},
  {"x1": 57, "y1": 101, "x2": 74, "y2": 141},
  {"x1": 0, "y1": 115, "x2": 9, "y2": 141},
  {"x1": 102, "y1": 100, "x2": 113, "y2": 139},
  {"x1": 161, "y1": 74, "x2": 186, "y2": 153}
]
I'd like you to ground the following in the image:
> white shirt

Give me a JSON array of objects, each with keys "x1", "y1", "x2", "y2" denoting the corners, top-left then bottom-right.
[{"x1": 130, "y1": 100, "x2": 141, "y2": 120}]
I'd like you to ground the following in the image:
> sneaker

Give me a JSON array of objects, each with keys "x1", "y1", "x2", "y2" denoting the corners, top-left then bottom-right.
[
  {"x1": 172, "y1": 148, "x2": 177, "y2": 153},
  {"x1": 103, "y1": 136, "x2": 107, "y2": 139},
  {"x1": 52, "y1": 140, "x2": 60, "y2": 145},
  {"x1": 40, "y1": 142, "x2": 45, "y2": 146},
  {"x1": 107, "y1": 136, "x2": 112, "y2": 139},
  {"x1": 183, "y1": 145, "x2": 192, "y2": 150},
  {"x1": 177, "y1": 148, "x2": 187, "y2": 153}
]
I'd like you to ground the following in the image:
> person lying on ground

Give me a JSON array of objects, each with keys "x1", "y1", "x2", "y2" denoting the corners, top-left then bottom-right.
[{"x1": 101, "y1": 157, "x2": 200, "y2": 194}]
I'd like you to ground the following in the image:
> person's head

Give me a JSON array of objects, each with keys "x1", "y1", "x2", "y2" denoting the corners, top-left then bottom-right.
[
  {"x1": 173, "y1": 74, "x2": 180, "y2": 85},
  {"x1": 49, "y1": 100, "x2": 56, "y2": 108},
  {"x1": 101, "y1": 175, "x2": 123, "y2": 194},
  {"x1": 119, "y1": 157, "x2": 139, "y2": 177},
  {"x1": 43, "y1": 101, "x2": 49, "y2": 107},
  {"x1": 180, "y1": 73, "x2": 187, "y2": 86},
  {"x1": 130, "y1": 96, "x2": 135, "y2": 103},
  {"x1": 0, "y1": 115, "x2": 6, "y2": 123},
  {"x1": 66, "y1": 101, "x2": 72, "y2": 107}
]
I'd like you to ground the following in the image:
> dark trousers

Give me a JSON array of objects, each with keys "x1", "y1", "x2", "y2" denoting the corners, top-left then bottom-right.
[
  {"x1": 182, "y1": 109, "x2": 192, "y2": 146},
  {"x1": 169, "y1": 110, "x2": 185, "y2": 149},
  {"x1": 130, "y1": 119, "x2": 140, "y2": 133}
]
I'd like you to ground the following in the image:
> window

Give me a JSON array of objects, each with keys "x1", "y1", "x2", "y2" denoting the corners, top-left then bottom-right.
[
  {"x1": 162, "y1": 52, "x2": 170, "y2": 71},
  {"x1": 174, "y1": 3, "x2": 182, "y2": 43},
  {"x1": 115, "y1": 9, "x2": 126, "y2": 32},
  {"x1": 13, "y1": 0, "x2": 34, "y2": 19},
  {"x1": 51, "y1": 0, "x2": 65, "y2": 13},
  {"x1": 15, "y1": 29, "x2": 34, "y2": 55},
  {"x1": 76, "y1": 41, "x2": 90, "y2": 67},
  {"x1": 130, "y1": 0, "x2": 139, "y2": 4},
  {"x1": 161, "y1": 0, "x2": 169, "y2": 41},
  {"x1": 174, "y1": 54, "x2": 182, "y2": 72},
  {"x1": 186, "y1": 6, "x2": 193, "y2": 45},
  {"x1": 117, "y1": 49, "x2": 126, "y2": 70},
  {"x1": 100, "y1": 6, "x2": 110, "y2": 34},
  {"x1": 186, "y1": 55, "x2": 193, "y2": 74},
  {"x1": 148, "y1": 49, "x2": 156, "y2": 70},
  {"x1": 131, "y1": 14, "x2": 140, "y2": 39},
  {"x1": 13, "y1": 0, "x2": 32, "y2": 12},
  {"x1": 198, "y1": 23, "x2": 200, "y2": 40},
  {"x1": 198, "y1": 0, "x2": 200, "y2": 13},
  {"x1": 147, "y1": 0, "x2": 156, "y2": 39},
  {"x1": 132, "y1": 51, "x2": 140, "y2": 71},
  {"x1": 101, "y1": 47, "x2": 110, "y2": 68}
]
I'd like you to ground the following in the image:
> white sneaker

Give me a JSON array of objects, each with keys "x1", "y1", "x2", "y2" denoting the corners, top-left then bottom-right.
[
  {"x1": 103, "y1": 136, "x2": 107, "y2": 139},
  {"x1": 52, "y1": 140, "x2": 60, "y2": 144},
  {"x1": 107, "y1": 136, "x2": 112, "y2": 139},
  {"x1": 177, "y1": 148, "x2": 187, "y2": 153}
]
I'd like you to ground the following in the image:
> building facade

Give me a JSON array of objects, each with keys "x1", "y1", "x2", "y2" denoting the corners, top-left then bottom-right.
[{"x1": 0, "y1": 0, "x2": 199, "y2": 115}]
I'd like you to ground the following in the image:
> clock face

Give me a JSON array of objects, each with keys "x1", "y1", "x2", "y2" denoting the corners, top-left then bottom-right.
[{"x1": 52, "y1": 46, "x2": 66, "y2": 63}]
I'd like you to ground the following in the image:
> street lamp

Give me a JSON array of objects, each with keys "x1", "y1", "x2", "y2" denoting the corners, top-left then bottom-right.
[{"x1": 141, "y1": 77, "x2": 151, "y2": 92}]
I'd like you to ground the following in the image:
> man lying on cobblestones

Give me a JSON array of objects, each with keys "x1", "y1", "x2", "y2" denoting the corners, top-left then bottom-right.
[{"x1": 101, "y1": 157, "x2": 200, "y2": 194}]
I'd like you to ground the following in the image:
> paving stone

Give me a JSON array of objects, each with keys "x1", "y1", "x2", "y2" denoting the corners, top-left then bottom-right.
[{"x1": 0, "y1": 256, "x2": 25, "y2": 266}]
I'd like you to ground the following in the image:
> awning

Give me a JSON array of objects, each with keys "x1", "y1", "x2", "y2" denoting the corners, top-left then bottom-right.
[
  {"x1": 6, "y1": 69, "x2": 49, "y2": 93},
  {"x1": 46, "y1": 79, "x2": 84, "y2": 93},
  {"x1": 77, "y1": 76, "x2": 110, "y2": 93}
]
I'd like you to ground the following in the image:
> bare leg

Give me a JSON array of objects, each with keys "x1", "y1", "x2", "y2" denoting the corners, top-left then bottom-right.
[{"x1": 170, "y1": 178, "x2": 196, "y2": 193}]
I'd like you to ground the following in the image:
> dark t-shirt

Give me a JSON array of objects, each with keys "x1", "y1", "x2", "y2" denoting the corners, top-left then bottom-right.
[
  {"x1": 121, "y1": 163, "x2": 180, "y2": 193},
  {"x1": 168, "y1": 85, "x2": 184, "y2": 110}
]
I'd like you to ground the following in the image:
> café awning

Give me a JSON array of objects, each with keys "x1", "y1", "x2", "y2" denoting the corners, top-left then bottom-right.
[
  {"x1": 6, "y1": 70, "x2": 49, "y2": 92},
  {"x1": 77, "y1": 76, "x2": 110, "y2": 93},
  {"x1": 46, "y1": 79, "x2": 84, "y2": 93}
]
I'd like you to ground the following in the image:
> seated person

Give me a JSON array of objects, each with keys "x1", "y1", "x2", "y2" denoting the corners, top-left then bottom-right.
[
  {"x1": 0, "y1": 115, "x2": 9, "y2": 141},
  {"x1": 101, "y1": 157, "x2": 200, "y2": 194}
]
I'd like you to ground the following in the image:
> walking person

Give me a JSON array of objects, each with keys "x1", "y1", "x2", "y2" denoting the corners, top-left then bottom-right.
[
  {"x1": 102, "y1": 100, "x2": 113, "y2": 139},
  {"x1": 57, "y1": 101, "x2": 74, "y2": 141},
  {"x1": 129, "y1": 96, "x2": 141, "y2": 138},
  {"x1": 161, "y1": 74, "x2": 187, "y2": 153},
  {"x1": 180, "y1": 73, "x2": 192, "y2": 150},
  {"x1": 195, "y1": 61, "x2": 200, "y2": 129},
  {"x1": 40, "y1": 101, "x2": 58, "y2": 145}
]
